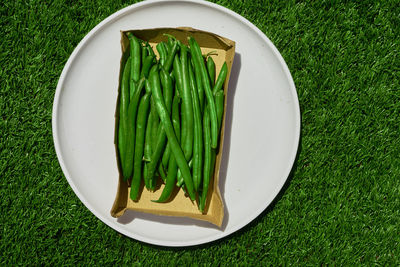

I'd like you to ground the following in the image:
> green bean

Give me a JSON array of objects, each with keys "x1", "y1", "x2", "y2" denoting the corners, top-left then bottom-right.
[
  {"x1": 158, "y1": 164, "x2": 167, "y2": 182},
  {"x1": 161, "y1": 69, "x2": 173, "y2": 114},
  {"x1": 190, "y1": 57, "x2": 204, "y2": 113},
  {"x1": 146, "y1": 69, "x2": 173, "y2": 189},
  {"x1": 180, "y1": 44, "x2": 194, "y2": 161},
  {"x1": 144, "y1": 85, "x2": 155, "y2": 162},
  {"x1": 156, "y1": 42, "x2": 167, "y2": 67},
  {"x1": 173, "y1": 54, "x2": 183, "y2": 97},
  {"x1": 149, "y1": 70, "x2": 196, "y2": 201},
  {"x1": 118, "y1": 57, "x2": 131, "y2": 178},
  {"x1": 122, "y1": 77, "x2": 145, "y2": 180},
  {"x1": 141, "y1": 44, "x2": 148, "y2": 66},
  {"x1": 189, "y1": 61, "x2": 203, "y2": 192},
  {"x1": 163, "y1": 40, "x2": 179, "y2": 73},
  {"x1": 170, "y1": 95, "x2": 181, "y2": 176},
  {"x1": 140, "y1": 55, "x2": 155, "y2": 78},
  {"x1": 152, "y1": 95, "x2": 181, "y2": 203},
  {"x1": 146, "y1": 42, "x2": 155, "y2": 58},
  {"x1": 144, "y1": 109, "x2": 154, "y2": 162},
  {"x1": 215, "y1": 90, "x2": 225, "y2": 132},
  {"x1": 188, "y1": 37, "x2": 218, "y2": 148},
  {"x1": 176, "y1": 159, "x2": 193, "y2": 187},
  {"x1": 153, "y1": 151, "x2": 178, "y2": 203},
  {"x1": 128, "y1": 33, "x2": 141, "y2": 84},
  {"x1": 128, "y1": 35, "x2": 136, "y2": 99},
  {"x1": 207, "y1": 56, "x2": 216, "y2": 88},
  {"x1": 213, "y1": 62, "x2": 228, "y2": 95},
  {"x1": 199, "y1": 107, "x2": 212, "y2": 212},
  {"x1": 161, "y1": 143, "x2": 171, "y2": 169},
  {"x1": 151, "y1": 106, "x2": 159, "y2": 151},
  {"x1": 176, "y1": 170, "x2": 183, "y2": 187},
  {"x1": 130, "y1": 92, "x2": 151, "y2": 201},
  {"x1": 171, "y1": 95, "x2": 181, "y2": 143},
  {"x1": 160, "y1": 67, "x2": 174, "y2": 168},
  {"x1": 143, "y1": 81, "x2": 156, "y2": 189}
]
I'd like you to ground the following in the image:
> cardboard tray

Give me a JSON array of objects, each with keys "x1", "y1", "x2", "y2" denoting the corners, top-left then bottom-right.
[{"x1": 110, "y1": 27, "x2": 235, "y2": 227}]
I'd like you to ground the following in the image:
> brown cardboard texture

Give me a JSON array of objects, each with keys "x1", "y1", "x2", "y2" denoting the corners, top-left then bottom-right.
[{"x1": 111, "y1": 27, "x2": 235, "y2": 227}]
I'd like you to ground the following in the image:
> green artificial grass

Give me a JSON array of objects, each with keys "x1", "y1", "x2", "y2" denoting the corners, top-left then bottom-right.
[{"x1": 1, "y1": 0, "x2": 399, "y2": 265}]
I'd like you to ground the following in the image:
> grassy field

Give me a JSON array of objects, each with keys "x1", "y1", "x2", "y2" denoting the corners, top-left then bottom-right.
[{"x1": 1, "y1": 0, "x2": 399, "y2": 265}]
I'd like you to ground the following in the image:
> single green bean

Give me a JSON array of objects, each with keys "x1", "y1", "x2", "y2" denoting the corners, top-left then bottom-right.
[
  {"x1": 191, "y1": 58, "x2": 204, "y2": 113},
  {"x1": 161, "y1": 143, "x2": 171, "y2": 169},
  {"x1": 144, "y1": 114, "x2": 153, "y2": 162},
  {"x1": 143, "y1": 81, "x2": 156, "y2": 189},
  {"x1": 128, "y1": 36, "x2": 136, "y2": 99},
  {"x1": 199, "y1": 107, "x2": 212, "y2": 212},
  {"x1": 149, "y1": 70, "x2": 196, "y2": 201},
  {"x1": 160, "y1": 68, "x2": 175, "y2": 168},
  {"x1": 128, "y1": 33, "x2": 141, "y2": 83},
  {"x1": 173, "y1": 54, "x2": 183, "y2": 97},
  {"x1": 176, "y1": 159, "x2": 193, "y2": 187},
  {"x1": 153, "y1": 151, "x2": 178, "y2": 203},
  {"x1": 122, "y1": 77, "x2": 145, "y2": 180},
  {"x1": 151, "y1": 104, "x2": 159, "y2": 153},
  {"x1": 171, "y1": 95, "x2": 181, "y2": 143},
  {"x1": 130, "y1": 92, "x2": 151, "y2": 201},
  {"x1": 146, "y1": 69, "x2": 173, "y2": 189},
  {"x1": 158, "y1": 164, "x2": 167, "y2": 182},
  {"x1": 156, "y1": 42, "x2": 167, "y2": 67},
  {"x1": 144, "y1": 99, "x2": 155, "y2": 162},
  {"x1": 213, "y1": 62, "x2": 228, "y2": 95},
  {"x1": 188, "y1": 37, "x2": 218, "y2": 148},
  {"x1": 152, "y1": 95, "x2": 181, "y2": 202},
  {"x1": 215, "y1": 90, "x2": 224, "y2": 133},
  {"x1": 161, "y1": 69, "x2": 173, "y2": 114},
  {"x1": 189, "y1": 62, "x2": 203, "y2": 192},
  {"x1": 207, "y1": 56, "x2": 216, "y2": 88},
  {"x1": 170, "y1": 94, "x2": 181, "y2": 173},
  {"x1": 163, "y1": 40, "x2": 179, "y2": 73},
  {"x1": 140, "y1": 55, "x2": 155, "y2": 78},
  {"x1": 141, "y1": 44, "x2": 148, "y2": 66},
  {"x1": 118, "y1": 57, "x2": 131, "y2": 177},
  {"x1": 180, "y1": 44, "x2": 194, "y2": 161}
]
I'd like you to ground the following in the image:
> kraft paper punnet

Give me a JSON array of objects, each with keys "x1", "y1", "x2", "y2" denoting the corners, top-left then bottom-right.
[{"x1": 111, "y1": 27, "x2": 235, "y2": 227}]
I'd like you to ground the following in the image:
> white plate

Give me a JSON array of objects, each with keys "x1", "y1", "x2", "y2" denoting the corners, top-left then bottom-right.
[{"x1": 52, "y1": 0, "x2": 300, "y2": 247}]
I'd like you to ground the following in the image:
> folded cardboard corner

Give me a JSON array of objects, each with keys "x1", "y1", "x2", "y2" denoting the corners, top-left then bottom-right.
[{"x1": 110, "y1": 27, "x2": 235, "y2": 227}]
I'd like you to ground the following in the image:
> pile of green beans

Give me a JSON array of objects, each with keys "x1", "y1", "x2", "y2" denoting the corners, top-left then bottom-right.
[{"x1": 117, "y1": 33, "x2": 228, "y2": 212}]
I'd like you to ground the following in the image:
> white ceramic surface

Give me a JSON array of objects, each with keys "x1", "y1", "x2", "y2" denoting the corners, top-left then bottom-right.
[{"x1": 52, "y1": 0, "x2": 300, "y2": 247}]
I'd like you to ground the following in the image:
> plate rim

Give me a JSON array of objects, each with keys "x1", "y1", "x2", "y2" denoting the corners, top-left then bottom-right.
[{"x1": 52, "y1": 0, "x2": 301, "y2": 247}]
